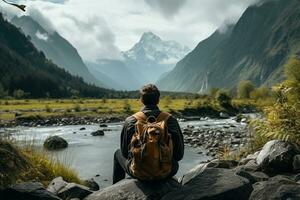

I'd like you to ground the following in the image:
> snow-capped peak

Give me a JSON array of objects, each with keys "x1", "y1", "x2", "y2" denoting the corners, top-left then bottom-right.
[{"x1": 123, "y1": 32, "x2": 190, "y2": 65}]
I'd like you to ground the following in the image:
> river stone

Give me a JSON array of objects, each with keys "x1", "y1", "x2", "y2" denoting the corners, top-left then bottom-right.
[
  {"x1": 47, "y1": 177, "x2": 68, "y2": 195},
  {"x1": 57, "y1": 183, "x2": 92, "y2": 200},
  {"x1": 256, "y1": 140, "x2": 299, "y2": 174},
  {"x1": 249, "y1": 176, "x2": 300, "y2": 200},
  {"x1": 163, "y1": 168, "x2": 252, "y2": 200},
  {"x1": 83, "y1": 179, "x2": 100, "y2": 191},
  {"x1": 43, "y1": 136, "x2": 68, "y2": 150},
  {"x1": 0, "y1": 182, "x2": 61, "y2": 200},
  {"x1": 85, "y1": 178, "x2": 181, "y2": 200},
  {"x1": 91, "y1": 130, "x2": 105, "y2": 136}
]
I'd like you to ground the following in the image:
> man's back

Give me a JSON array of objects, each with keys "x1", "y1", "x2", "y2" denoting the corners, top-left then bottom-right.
[{"x1": 121, "y1": 105, "x2": 184, "y2": 162}]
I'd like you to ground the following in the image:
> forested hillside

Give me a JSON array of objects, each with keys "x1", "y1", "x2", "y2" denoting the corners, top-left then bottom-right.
[
  {"x1": 158, "y1": 0, "x2": 300, "y2": 93},
  {"x1": 0, "y1": 14, "x2": 122, "y2": 98}
]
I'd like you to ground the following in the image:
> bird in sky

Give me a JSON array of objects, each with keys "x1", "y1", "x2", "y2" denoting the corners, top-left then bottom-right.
[{"x1": 1, "y1": 0, "x2": 26, "y2": 12}]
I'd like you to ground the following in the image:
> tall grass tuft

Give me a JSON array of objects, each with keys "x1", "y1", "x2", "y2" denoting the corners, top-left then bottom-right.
[{"x1": 0, "y1": 138, "x2": 81, "y2": 188}]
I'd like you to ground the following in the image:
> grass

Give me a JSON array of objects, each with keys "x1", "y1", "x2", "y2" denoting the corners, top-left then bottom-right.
[
  {"x1": 0, "y1": 139, "x2": 81, "y2": 188},
  {"x1": 0, "y1": 98, "x2": 215, "y2": 121}
]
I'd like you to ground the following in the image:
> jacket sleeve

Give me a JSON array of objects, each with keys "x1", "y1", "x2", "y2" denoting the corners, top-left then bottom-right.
[
  {"x1": 120, "y1": 116, "x2": 136, "y2": 159},
  {"x1": 167, "y1": 116, "x2": 184, "y2": 161}
]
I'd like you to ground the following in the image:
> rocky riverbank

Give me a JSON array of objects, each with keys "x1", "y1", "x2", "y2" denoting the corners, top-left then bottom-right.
[
  {"x1": 0, "y1": 114, "x2": 127, "y2": 128},
  {"x1": 2, "y1": 140, "x2": 300, "y2": 200},
  {"x1": 182, "y1": 118, "x2": 250, "y2": 158}
]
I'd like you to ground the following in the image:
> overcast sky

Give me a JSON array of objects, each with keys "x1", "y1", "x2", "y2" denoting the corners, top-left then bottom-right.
[{"x1": 2, "y1": 0, "x2": 259, "y2": 62}]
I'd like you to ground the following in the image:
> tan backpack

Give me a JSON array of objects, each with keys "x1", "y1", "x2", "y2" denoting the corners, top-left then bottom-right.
[{"x1": 129, "y1": 111, "x2": 173, "y2": 181}]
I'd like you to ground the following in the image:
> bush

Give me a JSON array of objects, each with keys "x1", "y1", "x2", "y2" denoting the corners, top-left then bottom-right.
[
  {"x1": 237, "y1": 80, "x2": 255, "y2": 99},
  {"x1": 250, "y1": 86, "x2": 270, "y2": 100},
  {"x1": 251, "y1": 57, "x2": 300, "y2": 145},
  {"x1": 216, "y1": 90, "x2": 232, "y2": 109}
]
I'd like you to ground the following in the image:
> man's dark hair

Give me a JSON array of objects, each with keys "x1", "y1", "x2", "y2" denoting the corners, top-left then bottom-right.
[{"x1": 140, "y1": 84, "x2": 160, "y2": 105}]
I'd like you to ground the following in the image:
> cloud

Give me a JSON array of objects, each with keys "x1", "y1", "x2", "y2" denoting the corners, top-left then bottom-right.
[
  {"x1": 2, "y1": 0, "x2": 260, "y2": 62},
  {"x1": 144, "y1": 0, "x2": 187, "y2": 19},
  {"x1": 27, "y1": 7, "x2": 55, "y2": 33}
]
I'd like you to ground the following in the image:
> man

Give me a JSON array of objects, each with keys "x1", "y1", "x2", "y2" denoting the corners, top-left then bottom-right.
[{"x1": 113, "y1": 84, "x2": 184, "y2": 184}]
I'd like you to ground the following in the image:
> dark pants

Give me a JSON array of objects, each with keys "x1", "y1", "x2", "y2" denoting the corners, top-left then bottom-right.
[
  {"x1": 113, "y1": 149, "x2": 179, "y2": 184},
  {"x1": 113, "y1": 149, "x2": 130, "y2": 184}
]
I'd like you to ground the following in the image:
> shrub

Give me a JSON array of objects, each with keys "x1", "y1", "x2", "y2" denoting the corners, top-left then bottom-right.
[
  {"x1": 237, "y1": 80, "x2": 255, "y2": 99},
  {"x1": 216, "y1": 90, "x2": 232, "y2": 109},
  {"x1": 251, "y1": 57, "x2": 300, "y2": 145},
  {"x1": 250, "y1": 86, "x2": 270, "y2": 100}
]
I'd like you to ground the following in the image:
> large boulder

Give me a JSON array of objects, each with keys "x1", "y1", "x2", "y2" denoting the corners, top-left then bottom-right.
[
  {"x1": 256, "y1": 140, "x2": 299, "y2": 174},
  {"x1": 249, "y1": 176, "x2": 300, "y2": 200},
  {"x1": 162, "y1": 168, "x2": 252, "y2": 200},
  {"x1": 85, "y1": 178, "x2": 181, "y2": 200},
  {"x1": 0, "y1": 182, "x2": 61, "y2": 200},
  {"x1": 44, "y1": 136, "x2": 68, "y2": 150}
]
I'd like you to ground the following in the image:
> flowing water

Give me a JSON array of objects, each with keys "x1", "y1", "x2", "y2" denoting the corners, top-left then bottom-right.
[{"x1": 1, "y1": 117, "x2": 247, "y2": 187}]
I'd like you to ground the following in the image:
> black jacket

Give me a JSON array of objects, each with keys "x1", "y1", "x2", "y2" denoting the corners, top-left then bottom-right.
[{"x1": 120, "y1": 105, "x2": 184, "y2": 163}]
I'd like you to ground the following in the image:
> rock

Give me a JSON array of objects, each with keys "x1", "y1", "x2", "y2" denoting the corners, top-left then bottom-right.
[
  {"x1": 99, "y1": 124, "x2": 108, "y2": 128},
  {"x1": 0, "y1": 182, "x2": 61, "y2": 200},
  {"x1": 83, "y1": 179, "x2": 100, "y2": 191},
  {"x1": 85, "y1": 178, "x2": 180, "y2": 200},
  {"x1": 249, "y1": 176, "x2": 300, "y2": 200},
  {"x1": 91, "y1": 130, "x2": 105, "y2": 136},
  {"x1": 219, "y1": 112, "x2": 230, "y2": 119},
  {"x1": 241, "y1": 118, "x2": 247, "y2": 123},
  {"x1": 43, "y1": 136, "x2": 68, "y2": 150},
  {"x1": 206, "y1": 159, "x2": 238, "y2": 169},
  {"x1": 239, "y1": 151, "x2": 260, "y2": 165},
  {"x1": 256, "y1": 140, "x2": 299, "y2": 174},
  {"x1": 163, "y1": 168, "x2": 252, "y2": 200},
  {"x1": 80, "y1": 127, "x2": 86, "y2": 130},
  {"x1": 47, "y1": 177, "x2": 68, "y2": 195},
  {"x1": 293, "y1": 155, "x2": 300, "y2": 173},
  {"x1": 235, "y1": 168, "x2": 269, "y2": 184},
  {"x1": 57, "y1": 183, "x2": 92, "y2": 200}
]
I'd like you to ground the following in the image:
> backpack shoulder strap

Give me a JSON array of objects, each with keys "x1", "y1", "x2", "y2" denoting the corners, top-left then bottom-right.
[
  {"x1": 133, "y1": 111, "x2": 147, "y2": 123},
  {"x1": 156, "y1": 112, "x2": 172, "y2": 123}
]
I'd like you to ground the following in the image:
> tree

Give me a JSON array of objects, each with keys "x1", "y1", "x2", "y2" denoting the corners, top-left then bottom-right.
[{"x1": 237, "y1": 80, "x2": 255, "y2": 99}]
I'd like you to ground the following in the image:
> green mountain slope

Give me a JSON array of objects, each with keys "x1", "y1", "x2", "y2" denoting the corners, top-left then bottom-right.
[
  {"x1": 157, "y1": 0, "x2": 300, "y2": 92},
  {"x1": 0, "y1": 14, "x2": 118, "y2": 98},
  {"x1": 11, "y1": 16, "x2": 105, "y2": 88}
]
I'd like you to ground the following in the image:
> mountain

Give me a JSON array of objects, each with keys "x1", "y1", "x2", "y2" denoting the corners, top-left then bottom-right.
[
  {"x1": 157, "y1": 0, "x2": 300, "y2": 93},
  {"x1": 11, "y1": 16, "x2": 105, "y2": 88},
  {"x1": 86, "y1": 60, "x2": 140, "y2": 90},
  {"x1": 0, "y1": 13, "x2": 120, "y2": 98},
  {"x1": 89, "y1": 32, "x2": 190, "y2": 90},
  {"x1": 123, "y1": 32, "x2": 190, "y2": 83}
]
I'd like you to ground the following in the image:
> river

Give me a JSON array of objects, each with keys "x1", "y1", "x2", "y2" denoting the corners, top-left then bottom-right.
[{"x1": 1, "y1": 117, "x2": 247, "y2": 188}]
